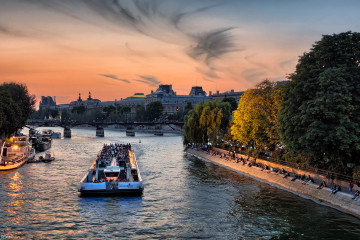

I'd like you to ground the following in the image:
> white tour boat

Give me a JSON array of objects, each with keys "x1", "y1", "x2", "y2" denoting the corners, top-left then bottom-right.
[
  {"x1": 0, "y1": 136, "x2": 34, "y2": 170},
  {"x1": 78, "y1": 143, "x2": 143, "y2": 196}
]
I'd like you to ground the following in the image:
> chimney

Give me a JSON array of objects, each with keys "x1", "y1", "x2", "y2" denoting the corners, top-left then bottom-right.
[
  {"x1": 209, "y1": 91, "x2": 212, "y2": 96},
  {"x1": 216, "y1": 90, "x2": 219, "y2": 94},
  {"x1": 231, "y1": 89, "x2": 234, "y2": 93}
]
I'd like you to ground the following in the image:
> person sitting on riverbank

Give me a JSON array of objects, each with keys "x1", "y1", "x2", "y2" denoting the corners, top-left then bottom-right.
[
  {"x1": 331, "y1": 185, "x2": 341, "y2": 194},
  {"x1": 352, "y1": 190, "x2": 359, "y2": 200},
  {"x1": 283, "y1": 172, "x2": 290, "y2": 178},
  {"x1": 317, "y1": 181, "x2": 326, "y2": 189},
  {"x1": 303, "y1": 175, "x2": 313, "y2": 185},
  {"x1": 291, "y1": 174, "x2": 298, "y2": 181}
]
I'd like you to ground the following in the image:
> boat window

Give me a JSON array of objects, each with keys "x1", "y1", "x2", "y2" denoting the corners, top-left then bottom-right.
[
  {"x1": 2, "y1": 148, "x2": 7, "y2": 156},
  {"x1": 105, "y1": 172, "x2": 119, "y2": 178}
]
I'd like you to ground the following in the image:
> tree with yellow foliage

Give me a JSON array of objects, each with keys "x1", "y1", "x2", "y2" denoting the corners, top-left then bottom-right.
[{"x1": 231, "y1": 80, "x2": 281, "y2": 153}]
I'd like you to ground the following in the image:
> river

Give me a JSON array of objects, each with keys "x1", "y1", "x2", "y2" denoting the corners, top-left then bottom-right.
[{"x1": 0, "y1": 127, "x2": 359, "y2": 239}]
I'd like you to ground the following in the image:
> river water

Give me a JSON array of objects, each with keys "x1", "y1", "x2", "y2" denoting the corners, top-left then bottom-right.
[{"x1": 0, "y1": 127, "x2": 360, "y2": 239}]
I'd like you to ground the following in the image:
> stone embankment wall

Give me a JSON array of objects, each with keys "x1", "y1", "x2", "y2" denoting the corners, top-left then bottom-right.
[{"x1": 186, "y1": 148, "x2": 360, "y2": 218}]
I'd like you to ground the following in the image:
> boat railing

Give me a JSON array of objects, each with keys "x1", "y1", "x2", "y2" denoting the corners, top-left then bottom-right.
[{"x1": 131, "y1": 151, "x2": 142, "y2": 182}]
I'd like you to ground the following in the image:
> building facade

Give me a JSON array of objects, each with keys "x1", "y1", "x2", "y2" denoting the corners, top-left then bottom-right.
[
  {"x1": 209, "y1": 89, "x2": 244, "y2": 103},
  {"x1": 69, "y1": 92, "x2": 101, "y2": 109},
  {"x1": 145, "y1": 85, "x2": 209, "y2": 114},
  {"x1": 39, "y1": 96, "x2": 56, "y2": 111}
]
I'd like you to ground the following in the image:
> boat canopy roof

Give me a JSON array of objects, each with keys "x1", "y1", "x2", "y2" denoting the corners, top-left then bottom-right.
[{"x1": 104, "y1": 166, "x2": 121, "y2": 173}]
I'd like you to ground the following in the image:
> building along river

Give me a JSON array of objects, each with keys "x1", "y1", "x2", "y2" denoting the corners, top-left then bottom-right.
[{"x1": 0, "y1": 127, "x2": 360, "y2": 239}]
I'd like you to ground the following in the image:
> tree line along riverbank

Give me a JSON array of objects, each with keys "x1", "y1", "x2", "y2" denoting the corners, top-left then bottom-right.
[{"x1": 183, "y1": 31, "x2": 360, "y2": 184}]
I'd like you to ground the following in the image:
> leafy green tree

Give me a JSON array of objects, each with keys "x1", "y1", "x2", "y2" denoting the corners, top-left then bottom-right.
[
  {"x1": 135, "y1": 104, "x2": 146, "y2": 121},
  {"x1": 71, "y1": 105, "x2": 86, "y2": 115},
  {"x1": 219, "y1": 101, "x2": 232, "y2": 134},
  {"x1": 184, "y1": 102, "x2": 193, "y2": 116},
  {"x1": 0, "y1": 91, "x2": 22, "y2": 136},
  {"x1": 231, "y1": 80, "x2": 281, "y2": 153},
  {"x1": 222, "y1": 97, "x2": 238, "y2": 112},
  {"x1": 0, "y1": 82, "x2": 35, "y2": 128},
  {"x1": 61, "y1": 109, "x2": 70, "y2": 122},
  {"x1": 0, "y1": 83, "x2": 35, "y2": 137},
  {"x1": 279, "y1": 31, "x2": 360, "y2": 171},
  {"x1": 146, "y1": 101, "x2": 163, "y2": 121},
  {"x1": 183, "y1": 101, "x2": 231, "y2": 145},
  {"x1": 116, "y1": 106, "x2": 131, "y2": 115}
]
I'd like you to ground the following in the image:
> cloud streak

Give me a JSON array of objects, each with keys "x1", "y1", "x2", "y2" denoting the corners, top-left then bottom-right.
[
  {"x1": 135, "y1": 75, "x2": 161, "y2": 87},
  {"x1": 99, "y1": 74, "x2": 130, "y2": 83},
  {"x1": 0, "y1": 24, "x2": 28, "y2": 37}
]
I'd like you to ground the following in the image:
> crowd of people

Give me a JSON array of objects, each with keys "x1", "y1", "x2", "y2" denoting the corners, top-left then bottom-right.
[
  {"x1": 96, "y1": 143, "x2": 131, "y2": 167},
  {"x1": 93, "y1": 143, "x2": 132, "y2": 183},
  {"x1": 192, "y1": 144, "x2": 359, "y2": 201}
]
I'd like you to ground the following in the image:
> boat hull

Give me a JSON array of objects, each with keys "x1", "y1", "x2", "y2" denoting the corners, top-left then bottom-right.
[
  {"x1": 51, "y1": 133, "x2": 61, "y2": 139},
  {"x1": 78, "y1": 181, "x2": 143, "y2": 196},
  {"x1": 0, "y1": 159, "x2": 26, "y2": 171},
  {"x1": 36, "y1": 142, "x2": 51, "y2": 152},
  {"x1": 79, "y1": 189, "x2": 143, "y2": 197},
  {"x1": 126, "y1": 130, "x2": 135, "y2": 136}
]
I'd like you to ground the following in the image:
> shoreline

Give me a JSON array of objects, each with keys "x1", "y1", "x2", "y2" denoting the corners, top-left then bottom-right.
[{"x1": 185, "y1": 148, "x2": 360, "y2": 218}]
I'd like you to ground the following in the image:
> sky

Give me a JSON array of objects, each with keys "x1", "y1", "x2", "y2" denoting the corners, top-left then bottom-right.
[{"x1": 1, "y1": 0, "x2": 360, "y2": 105}]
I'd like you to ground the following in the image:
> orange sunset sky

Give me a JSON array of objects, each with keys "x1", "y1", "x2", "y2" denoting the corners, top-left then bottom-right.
[{"x1": 1, "y1": 0, "x2": 360, "y2": 106}]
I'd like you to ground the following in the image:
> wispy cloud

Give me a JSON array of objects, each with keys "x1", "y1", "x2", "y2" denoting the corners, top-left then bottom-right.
[
  {"x1": 99, "y1": 74, "x2": 130, "y2": 83},
  {"x1": 241, "y1": 68, "x2": 267, "y2": 83},
  {"x1": 187, "y1": 27, "x2": 239, "y2": 78},
  {"x1": 23, "y1": 0, "x2": 238, "y2": 80},
  {"x1": 0, "y1": 24, "x2": 28, "y2": 37},
  {"x1": 135, "y1": 75, "x2": 161, "y2": 87},
  {"x1": 279, "y1": 58, "x2": 296, "y2": 70}
]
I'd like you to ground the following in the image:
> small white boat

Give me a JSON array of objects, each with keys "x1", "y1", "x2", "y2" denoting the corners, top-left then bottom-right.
[
  {"x1": 42, "y1": 129, "x2": 61, "y2": 139},
  {"x1": 41, "y1": 151, "x2": 55, "y2": 163},
  {"x1": 78, "y1": 143, "x2": 143, "y2": 196}
]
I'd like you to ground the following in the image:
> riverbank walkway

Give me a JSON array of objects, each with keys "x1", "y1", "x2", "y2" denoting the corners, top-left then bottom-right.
[{"x1": 186, "y1": 147, "x2": 360, "y2": 218}]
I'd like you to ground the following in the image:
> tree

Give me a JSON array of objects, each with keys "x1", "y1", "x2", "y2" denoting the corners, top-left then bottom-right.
[
  {"x1": 0, "y1": 91, "x2": 22, "y2": 136},
  {"x1": 184, "y1": 102, "x2": 193, "y2": 116},
  {"x1": 222, "y1": 97, "x2": 238, "y2": 112},
  {"x1": 0, "y1": 82, "x2": 35, "y2": 127},
  {"x1": 116, "y1": 106, "x2": 131, "y2": 115},
  {"x1": 146, "y1": 101, "x2": 163, "y2": 121},
  {"x1": 0, "y1": 83, "x2": 35, "y2": 137},
  {"x1": 135, "y1": 104, "x2": 146, "y2": 121},
  {"x1": 279, "y1": 31, "x2": 360, "y2": 171},
  {"x1": 183, "y1": 101, "x2": 231, "y2": 145},
  {"x1": 61, "y1": 109, "x2": 70, "y2": 122},
  {"x1": 71, "y1": 105, "x2": 86, "y2": 115},
  {"x1": 231, "y1": 80, "x2": 281, "y2": 153}
]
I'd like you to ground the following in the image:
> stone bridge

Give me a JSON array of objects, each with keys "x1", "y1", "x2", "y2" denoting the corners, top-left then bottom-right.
[{"x1": 26, "y1": 120, "x2": 184, "y2": 138}]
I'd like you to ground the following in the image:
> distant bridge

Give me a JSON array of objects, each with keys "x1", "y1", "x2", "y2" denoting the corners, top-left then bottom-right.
[{"x1": 26, "y1": 120, "x2": 184, "y2": 138}]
